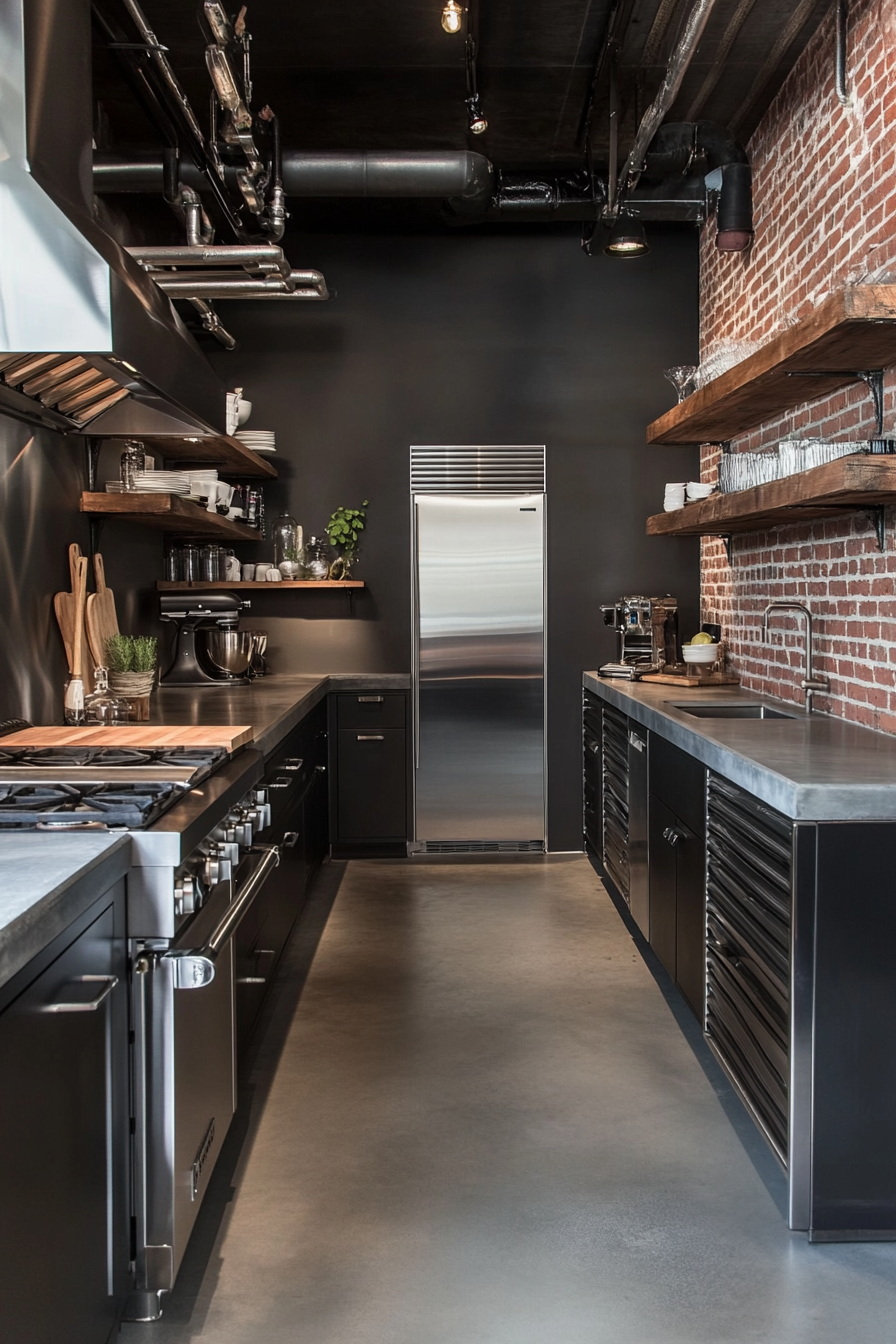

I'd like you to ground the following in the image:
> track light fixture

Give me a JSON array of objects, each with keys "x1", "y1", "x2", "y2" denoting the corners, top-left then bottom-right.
[
  {"x1": 604, "y1": 213, "x2": 649, "y2": 258},
  {"x1": 466, "y1": 93, "x2": 488, "y2": 134},
  {"x1": 441, "y1": 1, "x2": 463, "y2": 33}
]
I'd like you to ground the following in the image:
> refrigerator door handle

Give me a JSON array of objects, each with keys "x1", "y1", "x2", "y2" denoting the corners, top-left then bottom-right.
[{"x1": 413, "y1": 501, "x2": 421, "y2": 770}]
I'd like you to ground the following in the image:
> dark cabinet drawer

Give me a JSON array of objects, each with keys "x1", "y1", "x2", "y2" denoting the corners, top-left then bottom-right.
[
  {"x1": 649, "y1": 733, "x2": 706, "y2": 837},
  {"x1": 337, "y1": 728, "x2": 407, "y2": 838},
  {"x1": 336, "y1": 692, "x2": 406, "y2": 730}
]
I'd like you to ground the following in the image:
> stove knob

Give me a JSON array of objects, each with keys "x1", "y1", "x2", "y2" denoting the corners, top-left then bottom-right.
[
  {"x1": 252, "y1": 788, "x2": 269, "y2": 807},
  {"x1": 204, "y1": 846, "x2": 232, "y2": 887},
  {"x1": 175, "y1": 874, "x2": 197, "y2": 916},
  {"x1": 254, "y1": 802, "x2": 272, "y2": 831}
]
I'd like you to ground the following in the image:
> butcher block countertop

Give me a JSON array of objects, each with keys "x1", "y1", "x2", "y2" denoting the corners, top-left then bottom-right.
[{"x1": 1, "y1": 724, "x2": 254, "y2": 750}]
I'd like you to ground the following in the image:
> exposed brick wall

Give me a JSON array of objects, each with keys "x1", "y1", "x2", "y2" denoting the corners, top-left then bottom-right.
[{"x1": 698, "y1": 0, "x2": 896, "y2": 728}]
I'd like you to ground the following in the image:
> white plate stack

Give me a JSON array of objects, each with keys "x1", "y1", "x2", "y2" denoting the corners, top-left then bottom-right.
[
  {"x1": 235, "y1": 430, "x2": 276, "y2": 454},
  {"x1": 131, "y1": 471, "x2": 192, "y2": 495}
]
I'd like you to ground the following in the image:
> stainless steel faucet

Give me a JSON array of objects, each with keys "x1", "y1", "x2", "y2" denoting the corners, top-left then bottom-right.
[{"x1": 761, "y1": 601, "x2": 829, "y2": 714}]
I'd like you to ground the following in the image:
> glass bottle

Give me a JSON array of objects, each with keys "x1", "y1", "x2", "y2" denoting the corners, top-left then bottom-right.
[{"x1": 119, "y1": 438, "x2": 146, "y2": 491}]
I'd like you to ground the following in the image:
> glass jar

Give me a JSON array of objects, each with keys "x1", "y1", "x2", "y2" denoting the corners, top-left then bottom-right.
[
  {"x1": 119, "y1": 439, "x2": 146, "y2": 491},
  {"x1": 273, "y1": 513, "x2": 301, "y2": 568},
  {"x1": 201, "y1": 544, "x2": 222, "y2": 582},
  {"x1": 164, "y1": 544, "x2": 182, "y2": 582},
  {"x1": 181, "y1": 542, "x2": 200, "y2": 583},
  {"x1": 304, "y1": 536, "x2": 330, "y2": 581},
  {"x1": 85, "y1": 666, "x2": 129, "y2": 725}
]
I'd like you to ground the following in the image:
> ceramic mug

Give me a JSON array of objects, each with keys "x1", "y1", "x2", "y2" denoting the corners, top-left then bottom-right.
[
  {"x1": 241, "y1": 564, "x2": 256, "y2": 581},
  {"x1": 267, "y1": 568, "x2": 282, "y2": 582},
  {"x1": 254, "y1": 563, "x2": 271, "y2": 582}
]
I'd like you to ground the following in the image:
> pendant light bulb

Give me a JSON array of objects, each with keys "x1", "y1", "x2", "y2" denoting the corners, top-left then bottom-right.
[
  {"x1": 604, "y1": 213, "x2": 649, "y2": 258},
  {"x1": 466, "y1": 94, "x2": 488, "y2": 134},
  {"x1": 441, "y1": 1, "x2": 463, "y2": 33}
]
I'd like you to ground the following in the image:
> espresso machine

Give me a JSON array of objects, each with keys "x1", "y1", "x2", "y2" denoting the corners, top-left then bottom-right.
[
  {"x1": 599, "y1": 595, "x2": 681, "y2": 679},
  {"x1": 160, "y1": 593, "x2": 254, "y2": 685}
]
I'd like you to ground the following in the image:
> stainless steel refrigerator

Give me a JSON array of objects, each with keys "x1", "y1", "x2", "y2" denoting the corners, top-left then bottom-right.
[{"x1": 410, "y1": 445, "x2": 546, "y2": 852}]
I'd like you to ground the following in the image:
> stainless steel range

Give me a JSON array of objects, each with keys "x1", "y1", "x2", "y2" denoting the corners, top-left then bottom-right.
[{"x1": 0, "y1": 740, "x2": 288, "y2": 1322}]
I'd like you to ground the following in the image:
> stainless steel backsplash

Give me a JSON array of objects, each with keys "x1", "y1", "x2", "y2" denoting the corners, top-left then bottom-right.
[{"x1": 0, "y1": 414, "x2": 162, "y2": 724}]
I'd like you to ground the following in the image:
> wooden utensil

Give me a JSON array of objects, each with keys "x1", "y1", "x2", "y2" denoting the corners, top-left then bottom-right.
[
  {"x1": 63, "y1": 556, "x2": 89, "y2": 722},
  {"x1": 85, "y1": 552, "x2": 120, "y2": 669},
  {"x1": 54, "y1": 543, "x2": 94, "y2": 684}
]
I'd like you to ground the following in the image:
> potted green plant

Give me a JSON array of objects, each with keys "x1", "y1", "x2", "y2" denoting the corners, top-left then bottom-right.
[
  {"x1": 106, "y1": 635, "x2": 158, "y2": 721},
  {"x1": 325, "y1": 500, "x2": 368, "y2": 579}
]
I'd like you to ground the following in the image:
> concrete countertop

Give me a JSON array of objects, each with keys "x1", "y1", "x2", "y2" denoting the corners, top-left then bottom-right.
[
  {"x1": 584, "y1": 672, "x2": 896, "y2": 822},
  {"x1": 150, "y1": 672, "x2": 410, "y2": 758},
  {"x1": 0, "y1": 834, "x2": 131, "y2": 992}
]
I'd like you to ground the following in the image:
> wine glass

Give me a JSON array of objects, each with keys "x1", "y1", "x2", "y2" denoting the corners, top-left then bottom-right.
[{"x1": 663, "y1": 365, "x2": 698, "y2": 403}]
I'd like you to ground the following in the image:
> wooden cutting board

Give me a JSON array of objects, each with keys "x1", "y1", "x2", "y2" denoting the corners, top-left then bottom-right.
[
  {"x1": 0, "y1": 725, "x2": 255, "y2": 750},
  {"x1": 85, "y1": 552, "x2": 120, "y2": 669},
  {"x1": 54, "y1": 543, "x2": 95, "y2": 685}
]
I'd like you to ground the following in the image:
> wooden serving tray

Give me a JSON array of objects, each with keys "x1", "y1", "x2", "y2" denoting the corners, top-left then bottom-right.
[
  {"x1": 0, "y1": 725, "x2": 254, "y2": 750},
  {"x1": 640, "y1": 669, "x2": 740, "y2": 687}
]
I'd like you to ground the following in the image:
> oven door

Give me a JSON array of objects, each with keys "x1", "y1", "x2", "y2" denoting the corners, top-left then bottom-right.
[{"x1": 128, "y1": 847, "x2": 281, "y2": 1321}]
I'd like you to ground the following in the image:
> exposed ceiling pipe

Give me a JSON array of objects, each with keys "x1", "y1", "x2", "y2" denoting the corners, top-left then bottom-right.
[
  {"x1": 95, "y1": 150, "x2": 494, "y2": 208},
  {"x1": 618, "y1": 0, "x2": 720, "y2": 199},
  {"x1": 187, "y1": 299, "x2": 237, "y2": 349},
  {"x1": 152, "y1": 271, "x2": 329, "y2": 300}
]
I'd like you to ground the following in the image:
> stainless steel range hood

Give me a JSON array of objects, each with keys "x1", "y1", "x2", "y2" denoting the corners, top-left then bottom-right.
[{"x1": 0, "y1": 0, "x2": 225, "y2": 435}]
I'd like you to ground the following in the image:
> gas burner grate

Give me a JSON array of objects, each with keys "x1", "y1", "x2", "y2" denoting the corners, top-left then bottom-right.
[{"x1": 0, "y1": 781, "x2": 184, "y2": 830}]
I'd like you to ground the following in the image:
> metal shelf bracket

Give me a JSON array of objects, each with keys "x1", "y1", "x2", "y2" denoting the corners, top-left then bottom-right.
[{"x1": 866, "y1": 505, "x2": 887, "y2": 552}]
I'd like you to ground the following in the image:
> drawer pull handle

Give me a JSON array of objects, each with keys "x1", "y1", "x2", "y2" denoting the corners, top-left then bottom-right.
[
  {"x1": 358, "y1": 695, "x2": 384, "y2": 703},
  {"x1": 282, "y1": 758, "x2": 304, "y2": 770},
  {"x1": 268, "y1": 776, "x2": 295, "y2": 789},
  {"x1": 237, "y1": 977, "x2": 266, "y2": 985},
  {"x1": 357, "y1": 734, "x2": 384, "y2": 741},
  {"x1": 663, "y1": 825, "x2": 688, "y2": 847},
  {"x1": 45, "y1": 974, "x2": 118, "y2": 1013}
]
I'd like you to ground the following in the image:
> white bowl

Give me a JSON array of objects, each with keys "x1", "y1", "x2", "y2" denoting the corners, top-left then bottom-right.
[
  {"x1": 682, "y1": 643, "x2": 720, "y2": 665},
  {"x1": 686, "y1": 481, "x2": 715, "y2": 500}
]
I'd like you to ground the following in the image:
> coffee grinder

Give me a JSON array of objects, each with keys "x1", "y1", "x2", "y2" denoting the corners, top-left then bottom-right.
[{"x1": 599, "y1": 595, "x2": 681, "y2": 678}]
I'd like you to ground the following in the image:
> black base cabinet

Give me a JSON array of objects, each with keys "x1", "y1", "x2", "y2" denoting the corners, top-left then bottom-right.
[
  {"x1": 235, "y1": 701, "x2": 329, "y2": 1056},
  {"x1": 648, "y1": 734, "x2": 707, "y2": 1020},
  {"x1": 0, "y1": 881, "x2": 129, "y2": 1344},
  {"x1": 329, "y1": 692, "x2": 409, "y2": 858}
]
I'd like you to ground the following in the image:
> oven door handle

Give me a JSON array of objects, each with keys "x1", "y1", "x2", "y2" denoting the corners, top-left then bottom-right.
[{"x1": 164, "y1": 845, "x2": 281, "y2": 987}]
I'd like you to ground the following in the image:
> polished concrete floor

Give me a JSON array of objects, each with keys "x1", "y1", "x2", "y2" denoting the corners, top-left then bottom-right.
[{"x1": 120, "y1": 857, "x2": 896, "y2": 1343}]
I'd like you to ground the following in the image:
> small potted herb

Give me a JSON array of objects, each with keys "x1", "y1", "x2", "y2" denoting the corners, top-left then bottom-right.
[
  {"x1": 325, "y1": 500, "x2": 368, "y2": 579},
  {"x1": 106, "y1": 635, "x2": 158, "y2": 721}
]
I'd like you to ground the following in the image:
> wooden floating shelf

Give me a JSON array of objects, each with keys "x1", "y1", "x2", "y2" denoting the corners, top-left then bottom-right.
[
  {"x1": 81, "y1": 492, "x2": 262, "y2": 541},
  {"x1": 157, "y1": 580, "x2": 365, "y2": 590},
  {"x1": 646, "y1": 454, "x2": 896, "y2": 536},
  {"x1": 647, "y1": 286, "x2": 896, "y2": 446},
  {"x1": 139, "y1": 433, "x2": 278, "y2": 479}
]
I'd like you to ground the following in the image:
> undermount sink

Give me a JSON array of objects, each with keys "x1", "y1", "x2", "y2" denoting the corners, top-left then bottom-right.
[{"x1": 671, "y1": 702, "x2": 799, "y2": 720}]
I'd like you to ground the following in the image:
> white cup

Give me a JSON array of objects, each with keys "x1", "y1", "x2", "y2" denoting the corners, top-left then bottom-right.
[
  {"x1": 266, "y1": 568, "x2": 282, "y2": 581},
  {"x1": 664, "y1": 482, "x2": 686, "y2": 511},
  {"x1": 254, "y1": 563, "x2": 271, "y2": 582},
  {"x1": 241, "y1": 563, "x2": 256, "y2": 582}
]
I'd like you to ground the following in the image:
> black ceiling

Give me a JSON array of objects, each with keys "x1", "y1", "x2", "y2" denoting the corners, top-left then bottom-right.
[{"x1": 95, "y1": 0, "x2": 831, "y2": 174}]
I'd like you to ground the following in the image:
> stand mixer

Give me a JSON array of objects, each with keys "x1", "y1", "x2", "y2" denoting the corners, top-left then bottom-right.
[{"x1": 160, "y1": 593, "x2": 255, "y2": 685}]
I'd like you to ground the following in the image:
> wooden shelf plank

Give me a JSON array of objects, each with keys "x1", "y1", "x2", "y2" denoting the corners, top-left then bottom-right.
[
  {"x1": 81, "y1": 492, "x2": 263, "y2": 541},
  {"x1": 646, "y1": 454, "x2": 896, "y2": 536},
  {"x1": 157, "y1": 580, "x2": 365, "y2": 590},
  {"x1": 140, "y1": 434, "x2": 278, "y2": 479},
  {"x1": 647, "y1": 286, "x2": 896, "y2": 446}
]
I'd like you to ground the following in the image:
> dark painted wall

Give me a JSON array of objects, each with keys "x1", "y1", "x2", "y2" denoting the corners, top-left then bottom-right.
[{"x1": 211, "y1": 226, "x2": 701, "y2": 850}]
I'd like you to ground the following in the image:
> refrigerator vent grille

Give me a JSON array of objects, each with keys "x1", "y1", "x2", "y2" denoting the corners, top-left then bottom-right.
[
  {"x1": 418, "y1": 840, "x2": 545, "y2": 854},
  {"x1": 410, "y1": 445, "x2": 545, "y2": 493}
]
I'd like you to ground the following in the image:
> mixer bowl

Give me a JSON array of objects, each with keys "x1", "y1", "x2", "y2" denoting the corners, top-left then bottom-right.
[{"x1": 204, "y1": 630, "x2": 256, "y2": 677}]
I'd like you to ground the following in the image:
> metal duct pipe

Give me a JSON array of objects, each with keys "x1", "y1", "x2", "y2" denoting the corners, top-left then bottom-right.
[
  {"x1": 619, "y1": 0, "x2": 720, "y2": 196},
  {"x1": 127, "y1": 243, "x2": 293, "y2": 277},
  {"x1": 715, "y1": 162, "x2": 753, "y2": 250},
  {"x1": 95, "y1": 150, "x2": 493, "y2": 206},
  {"x1": 188, "y1": 299, "x2": 237, "y2": 349},
  {"x1": 153, "y1": 270, "x2": 329, "y2": 300}
]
